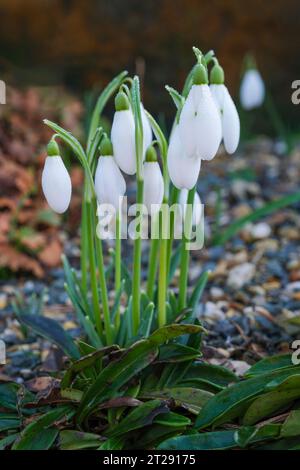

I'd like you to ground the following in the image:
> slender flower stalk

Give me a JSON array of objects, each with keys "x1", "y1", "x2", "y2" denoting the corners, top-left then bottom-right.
[
  {"x1": 178, "y1": 186, "x2": 196, "y2": 310},
  {"x1": 146, "y1": 223, "x2": 160, "y2": 300},
  {"x1": 114, "y1": 213, "x2": 122, "y2": 328},
  {"x1": 131, "y1": 76, "x2": 144, "y2": 335},
  {"x1": 85, "y1": 199, "x2": 103, "y2": 337},
  {"x1": 144, "y1": 145, "x2": 164, "y2": 301}
]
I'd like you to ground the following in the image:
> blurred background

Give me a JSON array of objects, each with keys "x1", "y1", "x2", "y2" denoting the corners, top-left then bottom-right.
[
  {"x1": 0, "y1": 0, "x2": 299, "y2": 125},
  {"x1": 0, "y1": 0, "x2": 300, "y2": 278}
]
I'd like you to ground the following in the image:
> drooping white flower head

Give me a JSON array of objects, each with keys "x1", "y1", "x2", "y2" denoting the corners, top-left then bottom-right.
[
  {"x1": 240, "y1": 68, "x2": 265, "y2": 110},
  {"x1": 143, "y1": 146, "x2": 164, "y2": 216},
  {"x1": 178, "y1": 64, "x2": 222, "y2": 161},
  {"x1": 94, "y1": 136, "x2": 126, "y2": 212},
  {"x1": 167, "y1": 124, "x2": 201, "y2": 190},
  {"x1": 210, "y1": 62, "x2": 240, "y2": 154},
  {"x1": 111, "y1": 91, "x2": 152, "y2": 175},
  {"x1": 42, "y1": 140, "x2": 72, "y2": 214}
]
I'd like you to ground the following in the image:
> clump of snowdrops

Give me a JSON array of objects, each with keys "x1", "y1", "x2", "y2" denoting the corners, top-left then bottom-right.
[
  {"x1": 7, "y1": 48, "x2": 300, "y2": 452},
  {"x1": 41, "y1": 47, "x2": 240, "y2": 347}
]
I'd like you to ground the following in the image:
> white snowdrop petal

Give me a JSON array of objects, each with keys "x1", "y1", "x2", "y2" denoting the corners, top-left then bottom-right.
[
  {"x1": 210, "y1": 84, "x2": 226, "y2": 111},
  {"x1": 140, "y1": 104, "x2": 153, "y2": 156},
  {"x1": 167, "y1": 126, "x2": 201, "y2": 190},
  {"x1": 240, "y1": 69, "x2": 265, "y2": 110},
  {"x1": 111, "y1": 110, "x2": 136, "y2": 175},
  {"x1": 178, "y1": 86, "x2": 198, "y2": 158},
  {"x1": 223, "y1": 90, "x2": 240, "y2": 154},
  {"x1": 42, "y1": 156, "x2": 72, "y2": 214},
  {"x1": 211, "y1": 84, "x2": 240, "y2": 154},
  {"x1": 194, "y1": 85, "x2": 222, "y2": 161},
  {"x1": 143, "y1": 162, "x2": 164, "y2": 214},
  {"x1": 95, "y1": 157, "x2": 126, "y2": 212}
]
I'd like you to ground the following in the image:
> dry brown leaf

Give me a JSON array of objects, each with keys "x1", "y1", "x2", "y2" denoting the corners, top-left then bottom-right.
[
  {"x1": 38, "y1": 238, "x2": 62, "y2": 267},
  {"x1": 0, "y1": 243, "x2": 44, "y2": 277}
]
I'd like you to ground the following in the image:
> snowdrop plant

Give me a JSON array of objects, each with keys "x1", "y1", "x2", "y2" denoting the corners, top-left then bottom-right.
[
  {"x1": 13, "y1": 49, "x2": 300, "y2": 452},
  {"x1": 40, "y1": 48, "x2": 239, "y2": 347},
  {"x1": 240, "y1": 66, "x2": 265, "y2": 110},
  {"x1": 41, "y1": 139, "x2": 72, "y2": 214}
]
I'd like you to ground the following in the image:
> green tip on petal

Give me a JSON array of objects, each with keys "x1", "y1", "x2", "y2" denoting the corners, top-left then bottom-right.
[
  {"x1": 100, "y1": 135, "x2": 113, "y2": 156},
  {"x1": 210, "y1": 63, "x2": 225, "y2": 84},
  {"x1": 115, "y1": 91, "x2": 130, "y2": 111},
  {"x1": 193, "y1": 64, "x2": 208, "y2": 85},
  {"x1": 47, "y1": 139, "x2": 60, "y2": 156},
  {"x1": 244, "y1": 53, "x2": 257, "y2": 71},
  {"x1": 145, "y1": 145, "x2": 157, "y2": 162}
]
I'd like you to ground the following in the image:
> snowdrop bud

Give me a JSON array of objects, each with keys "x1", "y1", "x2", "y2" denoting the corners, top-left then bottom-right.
[
  {"x1": 95, "y1": 136, "x2": 126, "y2": 212},
  {"x1": 111, "y1": 95, "x2": 136, "y2": 175},
  {"x1": 111, "y1": 92, "x2": 152, "y2": 175},
  {"x1": 167, "y1": 125, "x2": 201, "y2": 190},
  {"x1": 240, "y1": 69, "x2": 265, "y2": 110},
  {"x1": 41, "y1": 140, "x2": 72, "y2": 214},
  {"x1": 179, "y1": 65, "x2": 222, "y2": 161},
  {"x1": 143, "y1": 146, "x2": 164, "y2": 215},
  {"x1": 210, "y1": 82, "x2": 240, "y2": 154}
]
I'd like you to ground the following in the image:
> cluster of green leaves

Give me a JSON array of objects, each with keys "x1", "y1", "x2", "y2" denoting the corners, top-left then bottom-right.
[{"x1": 1, "y1": 350, "x2": 300, "y2": 450}]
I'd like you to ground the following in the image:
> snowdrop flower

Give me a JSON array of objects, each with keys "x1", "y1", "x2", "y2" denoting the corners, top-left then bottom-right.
[
  {"x1": 42, "y1": 140, "x2": 72, "y2": 214},
  {"x1": 111, "y1": 91, "x2": 152, "y2": 175},
  {"x1": 94, "y1": 135, "x2": 126, "y2": 212},
  {"x1": 143, "y1": 145, "x2": 164, "y2": 216},
  {"x1": 240, "y1": 68, "x2": 265, "y2": 110},
  {"x1": 178, "y1": 64, "x2": 222, "y2": 161},
  {"x1": 210, "y1": 62, "x2": 240, "y2": 154},
  {"x1": 167, "y1": 124, "x2": 201, "y2": 190}
]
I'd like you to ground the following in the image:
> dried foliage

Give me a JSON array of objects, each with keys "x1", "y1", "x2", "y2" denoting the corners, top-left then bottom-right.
[{"x1": 0, "y1": 87, "x2": 83, "y2": 276}]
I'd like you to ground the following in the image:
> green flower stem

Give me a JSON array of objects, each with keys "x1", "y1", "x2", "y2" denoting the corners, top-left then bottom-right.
[
  {"x1": 80, "y1": 197, "x2": 88, "y2": 294},
  {"x1": 89, "y1": 198, "x2": 112, "y2": 344},
  {"x1": 86, "y1": 201, "x2": 102, "y2": 336},
  {"x1": 158, "y1": 210, "x2": 168, "y2": 327},
  {"x1": 178, "y1": 186, "x2": 196, "y2": 311},
  {"x1": 114, "y1": 213, "x2": 122, "y2": 328},
  {"x1": 95, "y1": 231, "x2": 113, "y2": 345},
  {"x1": 132, "y1": 179, "x2": 144, "y2": 335},
  {"x1": 131, "y1": 76, "x2": 144, "y2": 335},
  {"x1": 264, "y1": 92, "x2": 292, "y2": 153},
  {"x1": 166, "y1": 185, "x2": 179, "y2": 277},
  {"x1": 146, "y1": 213, "x2": 160, "y2": 300},
  {"x1": 158, "y1": 159, "x2": 170, "y2": 328}
]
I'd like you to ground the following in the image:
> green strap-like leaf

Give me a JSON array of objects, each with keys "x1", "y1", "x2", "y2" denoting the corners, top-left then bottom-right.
[
  {"x1": 158, "y1": 430, "x2": 237, "y2": 450},
  {"x1": 59, "y1": 430, "x2": 102, "y2": 450},
  {"x1": 16, "y1": 313, "x2": 80, "y2": 359},
  {"x1": 105, "y1": 400, "x2": 169, "y2": 438},
  {"x1": 195, "y1": 366, "x2": 300, "y2": 430}
]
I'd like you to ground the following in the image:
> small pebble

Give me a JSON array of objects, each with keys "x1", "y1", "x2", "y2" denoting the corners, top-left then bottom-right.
[{"x1": 227, "y1": 262, "x2": 255, "y2": 289}]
